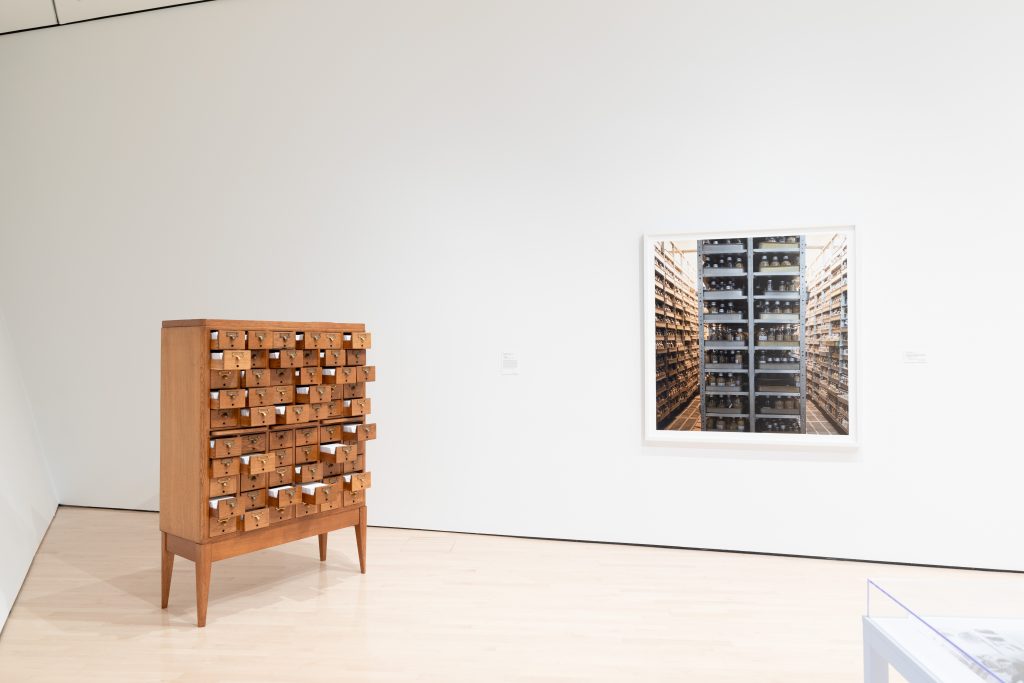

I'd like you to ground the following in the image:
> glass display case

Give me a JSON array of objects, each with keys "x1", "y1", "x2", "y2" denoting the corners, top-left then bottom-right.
[{"x1": 864, "y1": 579, "x2": 1024, "y2": 683}]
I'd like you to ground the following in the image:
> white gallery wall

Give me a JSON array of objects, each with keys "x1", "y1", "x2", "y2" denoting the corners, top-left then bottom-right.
[
  {"x1": 1, "y1": 0, "x2": 1022, "y2": 569},
  {"x1": 0, "y1": 310, "x2": 58, "y2": 630}
]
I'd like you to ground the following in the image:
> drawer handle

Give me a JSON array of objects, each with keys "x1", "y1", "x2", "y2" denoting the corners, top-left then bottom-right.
[
  {"x1": 249, "y1": 493, "x2": 257, "y2": 501},
  {"x1": 218, "y1": 478, "x2": 229, "y2": 487},
  {"x1": 287, "y1": 351, "x2": 297, "y2": 360},
  {"x1": 253, "y1": 370, "x2": 263, "y2": 379},
  {"x1": 248, "y1": 436, "x2": 259, "y2": 444},
  {"x1": 277, "y1": 389, "x2": 287, "y2": 399},
  {"x1": 257, "y1": 390, "x2": 265, "y2": 398},
  {"x1": 313, "y1": 333, "x2": 321, "y2": 342},
  {"x1": 327, "y1": 334, "x2": 336, "y2": 343},
  {"x1": 226, "y1": 332, "x2": 238, "y2": 341},
  {"x1": 317, "y1": 387, "x2": 325, "y2": 397},
  {"x1": 232, "y1": 353, "x2": 242, "y2": 361},
  {"x1": 259, "y1": 409, "x2": 268, "y2": 418},
  {"x1": 309, "y1": 466, "x2": 317, "y2": 475},
  {"x1": 256, "y1": 333, "x2": 266, "y2": 343},
  {"x1": 358, "y1": 335, "x2": 366, "y2": 343},
  {"x1": 218, "y1": 520, "x2": 229, "y2": 527},
  {"x1": 295, "y1": 406, "x2": 304, "y2": 414},
  {"x1": 324, "y1": 486, "x2": 332, "y2": 494},
  {"x1": 219, "y1": 371, "x2": 231, "y2": 379}
]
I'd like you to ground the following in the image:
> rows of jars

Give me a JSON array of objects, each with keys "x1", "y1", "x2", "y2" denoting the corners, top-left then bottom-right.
[
  {"x1": 706, "y1": 396, "x2": 746, "y2": 412},
  {"x1": 755, "y1": 300, "x2": 798, "y2": 316},
  {"x1": 704, "y1": 301, "x2": 744, "y2": 316},
  {"x1": 702, "y1": 255, "x2": 745, "y2": 271},
  {"x1": 755, "y1": 325, "x2": 799, "y2": 343},
  {"x1": 755, "y1": 418, "x2": 802, "y2": 433},
  {"x1": 757, "y1": 253, "x2": 797, "y2": 270},
  {"x1": 706, "y1": 350, "x2": 745, "y2": 366},
  {"x1": 757, "y1": 351, "x2": 799, "y2": 367},
  {"x1": 756, "y1": 396, "x2": 800, "y2": 412},
  {"x1": 704, "y1": 373, "x2": 745, "y2": 389},
  {"x1": 705, "y1": 324, "x2": 747, "y2": 342},
  {"x1": 706, "y1": 417, "x2": 747, "y2": 432}
]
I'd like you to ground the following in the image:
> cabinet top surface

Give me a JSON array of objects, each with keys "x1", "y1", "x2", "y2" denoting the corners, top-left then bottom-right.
[{"x1": 162, "y1": 319, "x2": 366, "y2": 331}]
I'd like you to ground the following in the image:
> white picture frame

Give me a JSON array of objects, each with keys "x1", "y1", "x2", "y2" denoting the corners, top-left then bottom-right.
[{"x1": 643, "y1": 225, "x2": 859, "y2": 449}]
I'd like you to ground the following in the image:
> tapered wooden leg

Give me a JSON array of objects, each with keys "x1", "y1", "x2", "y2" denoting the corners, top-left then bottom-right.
[
  {"x1": 318, "y1": 533, "x2": 328, "y2": 562},
  {"x1": 195, "y1": 546, "x2": 212, "y2": 628},
  {"x1": 355, "y1": 507, "x2": 367, "y2": 574},
  {"x1": 161, "y1": 532, "x2": 174, "y2": 609}
]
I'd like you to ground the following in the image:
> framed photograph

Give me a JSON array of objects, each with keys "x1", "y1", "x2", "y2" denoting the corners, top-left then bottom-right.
[{"x1": 643, "y1": 226, "x2": 857, "y2": 447}]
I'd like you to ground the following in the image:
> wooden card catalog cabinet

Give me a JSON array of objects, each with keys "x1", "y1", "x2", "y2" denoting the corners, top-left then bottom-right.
[{"x1": 160, "y1": 319, "x2": 376, "y2": 626}]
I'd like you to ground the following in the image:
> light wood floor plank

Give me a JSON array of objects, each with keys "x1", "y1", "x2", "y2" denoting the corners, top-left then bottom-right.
[{"x1": 0, "y1": 507, "x2": 998, "y2": 681}]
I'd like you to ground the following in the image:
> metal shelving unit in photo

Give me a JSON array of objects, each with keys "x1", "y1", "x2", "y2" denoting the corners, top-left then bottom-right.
[
  {"x1": 698, "y1": 235, "x2": 808, "y2": 434},
  {"x1": 654, "y1": 242, "x2": 700, "y2": 428},
  {"x1": 698, "y1": 238, "x2": 753, "y2": 433},
  {"x1": 750, "y1": 236, "x2": 807, "y2": 434}
]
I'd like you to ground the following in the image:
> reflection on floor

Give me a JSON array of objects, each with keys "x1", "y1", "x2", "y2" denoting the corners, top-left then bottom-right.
[{"x1": 665, "y1": 397, "x2": 841, "y2": 434}]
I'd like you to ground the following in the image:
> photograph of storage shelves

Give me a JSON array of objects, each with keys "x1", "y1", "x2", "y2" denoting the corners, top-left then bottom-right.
[
  {"x1": 654, "y1": 242, "x2": 700, "y2": 428},
  {"x1": 649, "y1": 228, "x2": 853, "y2": 437}
]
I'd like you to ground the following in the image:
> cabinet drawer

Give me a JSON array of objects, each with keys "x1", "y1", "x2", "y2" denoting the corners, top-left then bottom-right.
[
  {"x1": 343, "y1": 490, "x2": 365, "y2": 508},
  {"x1": 323, "y1": 463, "x2": 343, "y2": 477},
  {"x1": 319, "y1": 442, "x2": 358, "y2": 466},
  {"x1": 235, "y1": 432, "x2": 266, "y2": 454},
  {"x1": 343, "y1": 453, "x2": 365, "y2": 474},
  {"x1": 248, "y1": 387, "x2": 274, "y2": 407},
  {"x1": 210, "y1": 389, "x2": 246, "y2": 409},
  {"x1": 340, "y1": 423, "x2": 377, "y2": 442},
  {"x1": 210, "y1": 350, "x2": 251, "y2": 370},
  {"x1": 240, "y1": 473, "x2": 267, "y2": 492},
  {"x1": 210, "y1": 435, "x2": 245, "y2": 458},
  {"x1": 342, "y1": 471, "x2": 372, "y2": 492},
  {"x1": 209, "y1": 475, "x2": 239, "y2": 497},
  {"x1": 294, "y1": 427, "x2": 318, "y2": 447},
  {"x1": 268, "y1": 429, "x2": 293, "y2": 450},
  {"x1": 294, "y1": 463, "x2": 323, "y2": 483},
  {"x1": 242, "y1": 508, "x2": 271, "y2": 532},
  {"x1": 302, "y1": 349, "x2": 320, "y2": 367},
  {"x1": 345, "y1": 350, "x2": 366, "y2": 366},
  {"x1": 333, "y1": 383, "x2": 363, "y2": 400},
  {"x1": 240, "y1": 453, "x2": 273, "y2": 476},
  {"x1": 243, "y1": 368, "x2": 273, "y2": 388},
  {"x1": 271, "y1": 331, "x2": 297, "y2": 349},
  {"x1": 270, "y1": 368, "x2": 294, "y2": 385},
  {"x1": 267, "y1": 489, "x2": 293, "y2": 511},
  {"x1": 295, "y1": 385, "x2": 331, "y2": 404},
  {"x1": 210, "y1": 330, "x2": 245, "y2": 350},
  {"x1": 294, "y1": 443, "x2": 318, "y2": 464},
  {"x1": 267, "y1": 465, "x2": 293, "y2": 487},
  {"x1": 271, "y1": 447, "x2": 294, "y2": 468},
  {"x1": 320, "y1": 498, "x2": 342, "y2": 513},
  {"x1": 300, "y1": 481, "x2": 339, "y2": 505},
  {"x1": 341, "y1": 398, "x2": 370, "y2": 417},
  {"x1": 320, "y1": 349, "x2": 344, "y2": 367},
  {"x1": 268, "y1": 385, "x2": 293, "y2": 405},
  {"x1": 275, "y1": 404, "x2": 312, "y2": 425},
  {"x1": 250, "y1": 349, "x2": 269, "y2": 369},
  {"x1": 209, "y1": 517, "x2": 239, "y2": 538},
  {"x1": 269, "y1": 350, "x2": 303, "y2": 369},
  {"x1": 210, "y1": 370, "x2": 240, "y2": 389},
  {"x1": 325, "y1": 400, "x2": 344, "y2": 419},
  {"x1": 270, "y1": 506, "x2": 294, "y2": 523},
  {"x1": 295, "y1": 367, "x2": 320, "y2": 385},
  {"x1": 309, "y1": 403, "x2": 331, "y2": 421},
  {"x1": 208, "y1": 495, "x2": 243, "y2": 520},
  {"x1": 342, "y1": 332, "x2": 372, "y2": 350},
  {"x1": 294, "y1": 502, "x2": 318, "y2": 518},
  {"x1": 318, "y1": 423, "x2": 345, "y2": 444},
  {"x1": 356, "y1": 366, "x2": 376, "y2": 383},
  {"x1": 247, "y1": 330, "x2": 272, "y2": 350},
  {"x1": 240, "y1": 407, "x2": 274, "y2": 427},
  {"x1": 210, "y1": 409, "x2": 239, "y2": 429},
  {"x1": 209, "y1": 456, "x2": 239, "y2": 478},
  {"x1": 242, "y1": 488, "x2": 267, "y2": 511}
]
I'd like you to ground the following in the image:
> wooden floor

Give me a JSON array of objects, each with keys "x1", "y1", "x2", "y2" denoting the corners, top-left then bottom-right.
[{"x1": 0, "y1": 507, "x2": 991, "y2": 681}]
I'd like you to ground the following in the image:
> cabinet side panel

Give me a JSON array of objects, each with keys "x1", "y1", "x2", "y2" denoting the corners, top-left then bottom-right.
[{"x1": 160, "y1": 325, "x2": 205, "y2": 541}]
